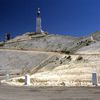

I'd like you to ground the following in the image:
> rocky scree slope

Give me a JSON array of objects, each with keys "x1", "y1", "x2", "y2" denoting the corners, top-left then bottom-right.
[
  {"x1": 0, "y1": 32, "x2": 79, "y2": 53},
  {"x1": 0, "y1": 31, "x2": 100, "y2": 79},
  {"x1": 0, "y1": 31, "x2": 97, "y2": 54},
  {"x1": 76, "y1": 31, "x2": 100, "y2": 54}
]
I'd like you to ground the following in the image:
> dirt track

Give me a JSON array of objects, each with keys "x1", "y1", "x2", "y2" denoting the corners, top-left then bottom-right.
[{"x1": 0, "y1": 85, "x2": 100, "y2": 100}]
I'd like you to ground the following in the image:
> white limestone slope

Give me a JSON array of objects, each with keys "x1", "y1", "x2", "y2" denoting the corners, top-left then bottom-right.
[
  {"x1": 0, "y1": 49, "x2": 53, "y2": 75},
  {"x1": 1, "y1": 31, "x2": 100, "y2": 86},
  {"x1": 2, "y1": 54, "x2": 100, "y2": 87},
  {"x1": 3, "y1": 33, "x2": 77, "y2": 52},
  {"x1": 76, "y1": 41, "x2": 100, "y2": 54}
]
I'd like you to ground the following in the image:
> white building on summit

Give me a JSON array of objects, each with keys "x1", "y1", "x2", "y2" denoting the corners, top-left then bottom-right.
[{"x1": 36, "y1": 8, "x2": 43, "y2": 33}]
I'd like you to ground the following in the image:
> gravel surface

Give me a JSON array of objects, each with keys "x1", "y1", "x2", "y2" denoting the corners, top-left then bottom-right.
[{"x1": 0, "y1": 85, "x2": 100, "y2": 100}]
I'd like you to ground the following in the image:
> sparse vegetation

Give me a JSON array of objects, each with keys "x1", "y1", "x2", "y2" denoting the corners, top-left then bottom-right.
[
  {"x1": 85, "y1": 40, "x2": 92, "y2": 46},
  {"x1": 20, "y1": 47, "x2": 24, "y2": 50},
  {"x1": 66, "y1": 55, "x2": 71, "y2": 61},
  {"x1": 17, "y1": 78, "x2": 25, "y2": 83},
  {"x1": 0, "y1": 42, "x2": 5, "y2": 46},
  {"x1": 61, "y1": 50, "x2": 71, "y2": 54},
  {"x1": 76, "y1": 56, "x2": 83, "y2": 61},
  {"x1": 60, "y1": 60, "x2": 63, "y2": 64},
  {"x1": 1, "y1": 31, "x2": 100, "y2": 87},
  {"x1": 60, "y1": 82, "x2": 65, "y2": 86}
]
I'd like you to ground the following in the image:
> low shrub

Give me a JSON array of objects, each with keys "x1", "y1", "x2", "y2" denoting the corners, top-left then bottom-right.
[
  {"x1": 66, "y1": 56, "x2": 72, "y2": 61},
  {"x1": 17, "y1": 78, "x2": 25, "y2": 83},
  {"x1": 0, "y1": 42, "x2": 5, "y2": 46},
  {"x1": 76, "y1": 56, "x2": 83, "y2": 61},
  {"x1": 61, "y1": 50, "x2": 70, "y2": 54},
  {"x1": 60, "y1": 82, "x2": 65, "y2": 86}
]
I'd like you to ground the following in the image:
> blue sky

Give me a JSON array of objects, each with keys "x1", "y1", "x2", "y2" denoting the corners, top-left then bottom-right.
[{"x1": 0, "y1": 0, "x2": 100, "y2": 41}]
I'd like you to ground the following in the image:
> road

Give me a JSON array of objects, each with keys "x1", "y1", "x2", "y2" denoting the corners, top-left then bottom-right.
[
  {"x1": 0, "y1": 85, "x2": 100, "y2": 100},
  {"x1": 0, "y1": 48, "x2": 60, "y2": 54}
]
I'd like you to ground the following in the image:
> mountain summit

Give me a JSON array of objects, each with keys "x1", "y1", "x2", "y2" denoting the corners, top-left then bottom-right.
[{"x1": 0, "y1": 31, "x2": 100, "y2": 86}]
